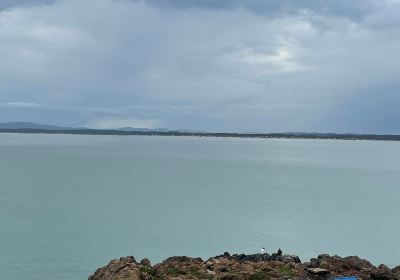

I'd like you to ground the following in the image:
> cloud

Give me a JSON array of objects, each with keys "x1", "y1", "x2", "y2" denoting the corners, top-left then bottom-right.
[
  {"x1": 223, "y1": 46, "x2": 312, "y2": 73},
  {"x1": 0, "y1": 0, "x2": 57, "y2": 10},
  {"x1": 0, "y1": 102, "x2": 39, "y2": 108},
  {"x1": 143, "y1": 0, "x2": 380, "y2": 20},
  {"x1": 0, "y1": 0, "x2": 400, "y2": 133}
]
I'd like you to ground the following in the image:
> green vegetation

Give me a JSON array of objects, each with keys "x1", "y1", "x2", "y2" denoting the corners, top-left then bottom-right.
[
  {"x1": 189, "y1": 266, "x2": 204, "y2": 278},
  {"x1": 167, "y1": 266, "x2": 187, "y2": 276},
  {"x1": 276, "y1": 266, "x2": 295, "y2": 277},
  {"x1": 139, "y1": 265, "x2": 155, "y2": 275},
  {"x1": 250, "y1": 271, "x2": 269, "y2": 280}
]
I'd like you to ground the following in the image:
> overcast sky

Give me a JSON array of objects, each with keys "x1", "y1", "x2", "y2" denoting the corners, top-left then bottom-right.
[{"x1": 0, "y1": 0, "x2": 400, "y2": 132}]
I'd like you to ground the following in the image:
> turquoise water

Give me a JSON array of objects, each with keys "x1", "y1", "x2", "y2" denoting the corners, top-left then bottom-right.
[{"x1": 0, "y1": 134, "x2": 399, "y2": 279}]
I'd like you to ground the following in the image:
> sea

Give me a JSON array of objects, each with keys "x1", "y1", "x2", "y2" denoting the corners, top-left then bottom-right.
[{"x1": 0, "y1": 133, "x2": 399, "y2": 279}]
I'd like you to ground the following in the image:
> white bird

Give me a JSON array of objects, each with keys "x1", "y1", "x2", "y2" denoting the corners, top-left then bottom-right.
[{"x1": 261, "y1": 247, "x2": 267, "y2": 254}]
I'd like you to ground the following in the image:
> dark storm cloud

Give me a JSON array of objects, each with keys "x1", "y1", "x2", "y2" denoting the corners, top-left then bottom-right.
[
  {"x1": 1, "y1": 0, "x2": 400, "y2": 132},
  {"x1": 0, "y1": 0, "x2": 57, "y2": 10},
  {"x1": 144, "y1": 0, "x2": 380, "y2": 19}
]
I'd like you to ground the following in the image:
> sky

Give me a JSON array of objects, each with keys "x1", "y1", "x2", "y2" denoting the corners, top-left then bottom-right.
[{"x1": 0, "y1": 0, "x2": 400, "y2": 133}]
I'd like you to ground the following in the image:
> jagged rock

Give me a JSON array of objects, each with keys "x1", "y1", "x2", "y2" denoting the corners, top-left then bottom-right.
[
  {"x1": 88, "y1": 256, "x2": 140, "y2": 280},
  {"x1": 140, "y1": 258, "x2": 151, "y2": 266},
  {"x1": 371, "y1": 264, "x2": 398, "y2": 280},
  {"x1": 89, "y1": 253, "x2": 400, "y2": 280},
  {"x1": 306, "y1": 267, "x2": 331, "y2": 275},
  {"x1": 379, "y1": 264, "x2": 391, "y2": 271},
  {"x1": 270, "y1": 249, "x2": 283, "y2": 261},
  {"x1": 207, "y1": 269, "x2": 216, "y2": 275},
  {"x1": 306, "y1": 258, "x2": 321, "y2": 268},
  {"x1": 317, "y1": 255, "x2": 376, "y2": 275},
  {"x1": 276, "y1": 254, "x2": 301, "y2": 264},
  {"x1": 153, "y1": 256, "x2": 207, "y2": 280},
  {"x1": 219, "y1": 273, "x2": 241, "y2": 280},
  {"x1": 318, "y1": 254, "x2": 330, "y2": 259}
]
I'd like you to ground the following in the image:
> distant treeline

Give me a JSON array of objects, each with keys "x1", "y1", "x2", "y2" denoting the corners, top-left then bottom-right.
[{"x1": 1, "y1": 128, "x2": 400, "y2": 141}]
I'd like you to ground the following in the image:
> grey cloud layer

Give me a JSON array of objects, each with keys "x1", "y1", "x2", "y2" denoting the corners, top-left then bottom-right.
[
  {"x1": 0, "y1": 0, "x2": 399, "y2": 132},
  {"x1": 0, "y1": 0, "x2": 56, "y2": 10},
  {"x1": 144, "y1": 0, "x2": 380, "y2": 19}
]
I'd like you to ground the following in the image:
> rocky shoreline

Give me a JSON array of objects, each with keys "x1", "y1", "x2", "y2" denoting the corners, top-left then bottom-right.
[{"x1": 89, "y1": 251, "x2": 400, "y2": 280}]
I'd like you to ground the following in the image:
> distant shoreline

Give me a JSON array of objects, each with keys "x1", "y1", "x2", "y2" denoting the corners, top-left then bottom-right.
[{"x1": 1, "y1": 128, "x2": 400, "y2": 141}]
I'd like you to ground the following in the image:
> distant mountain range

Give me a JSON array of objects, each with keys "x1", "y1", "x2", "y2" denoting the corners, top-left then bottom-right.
[
  {"x1": 0, "y1": 122, "x2": 76, "y2": 130},
  {"x1": 0, "y1": 122, "x2": 202, "y2": 133},
  {"x1": 1, "y1": 122, "x2": 400, "y2": 141}
]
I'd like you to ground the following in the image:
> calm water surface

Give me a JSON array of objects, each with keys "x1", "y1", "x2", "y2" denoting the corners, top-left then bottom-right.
[{"x1": 0, "y1": 134, "x2": 399, "y2": 280}]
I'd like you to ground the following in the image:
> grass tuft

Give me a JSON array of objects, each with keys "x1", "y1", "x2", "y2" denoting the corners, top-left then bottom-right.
[{"x1": 167, "y1": 266, "x2": 187, "y2": 276}]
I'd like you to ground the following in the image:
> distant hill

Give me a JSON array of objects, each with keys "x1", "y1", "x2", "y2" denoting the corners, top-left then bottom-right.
[
  {"x1": 0, "y1": 122, "x2": 75, "y2": 130},
  {"x1": 1, "y1": 122, "x2": 400, "y2": 141},
  {"x1": 0, "y1": 122, "x2": 177, "y2": 132},
  {"x1": 117, "y1": 127, "x2": 205, "y2": 133},
  {"x1": 118, "y1": 127, "x2": 171, "y2": 132}
]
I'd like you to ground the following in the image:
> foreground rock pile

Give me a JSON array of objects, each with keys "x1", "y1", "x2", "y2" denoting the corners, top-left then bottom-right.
[{"x1": 89, "y1": 252, "x2": 400, "y2": 280}]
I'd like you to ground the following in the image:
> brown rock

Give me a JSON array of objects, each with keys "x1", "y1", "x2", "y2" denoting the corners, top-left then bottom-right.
[
  {"x1": 318, "y1": 254, "x2": 330, "y2": 259},
  {"x1": 371, "y1": 264, "x2": 398, "y2": 280},
  {"x1": 140, "y1": 258, "x2": 151, "y2": 267},
  {"x1": 306, "y1": 267, "x2": 331, "y2": 275},
  {"x1": 88, "y1": 253, "x2": 398, "y2": 280},
  {"x1": 88, "y1": 256, "x2": 140, "y2": 280}
]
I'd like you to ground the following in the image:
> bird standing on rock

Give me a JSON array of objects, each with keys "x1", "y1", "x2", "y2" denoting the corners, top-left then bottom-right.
[
  {"x1": 261, "y1": 247, "x2": 267, "y2": 254},
  {"x1": 270, "y1": 248, "x2": 283, "y2": 260}
]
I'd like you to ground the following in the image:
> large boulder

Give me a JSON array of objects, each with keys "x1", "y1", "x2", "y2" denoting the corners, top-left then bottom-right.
[
  {"x1": 153, "y1": 256, "x2": 207, "y2": 280},
  {"x1": 317, "y1": 255, "x2": 375, "y2": 275},
  {"x1": 370, "y1": 264, "x2": 398, "y2": 280},
  {"x1": 306, "y1": 267, "x2": 331, "y2": 275},
  {"x1": 88, "y1": 256, "x2": 141, "y2": 280}
]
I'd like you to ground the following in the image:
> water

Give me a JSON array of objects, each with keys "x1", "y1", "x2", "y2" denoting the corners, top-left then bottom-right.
[{"x1": 0, "y1": 133, "x2": 399, "y2": 279}]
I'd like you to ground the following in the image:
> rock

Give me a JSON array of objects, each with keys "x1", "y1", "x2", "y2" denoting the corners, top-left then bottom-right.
[
  {"x1": 316, "y1": 255, "x2": 375, "y2": 275},
  {"x1": 306, "y1": 267, "x2": 331, "y2": 275},
  {"x1": 278, "y1": 255, "x2": 301, "y2": 264},
  {"x1": 152, "y1": 255, "x2": 207, "y2": 280},
  {"x1": 205, "y1": 261, "x2": 213, "y2": 269},
  {"x1": 227, "y1": 253, "x2": 272, "y2": 262},
  {"x1": 270, "y1": 249, "x2": 283, "y2": 261},
  {"x1": 371, "y1": 264, "x2": 397, "y2": 280},
  {"x1": 345, "y1": 256, "x2": 373, "y2": 271},
  {"x1": 88, "y1": 256, "x2": 140, "y2": 280},
  {"x1": 163, "y1": 256, "x2": 202, "y2": 263},
  {"x1": 207, "y1": 269, "x2": 216, "y2": 275},
  {"x1": 219, "y1": 274, "x2": 241, "y2": 280},
  {"x1": 318, "y1": 254, "x2": 330, "y2": 259},
  {"x1": 305, "y1": 258, "x2": 320, "y2": 268},
  {"x1": 379, "y1": 264, "x2": 391, "y2": 271},
  {"x1": 88, "y1": 252, "x2": 399, "y2": 280},
  {"x1": 140, "y1": 258, "x2": 151, "y2": 266}
]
